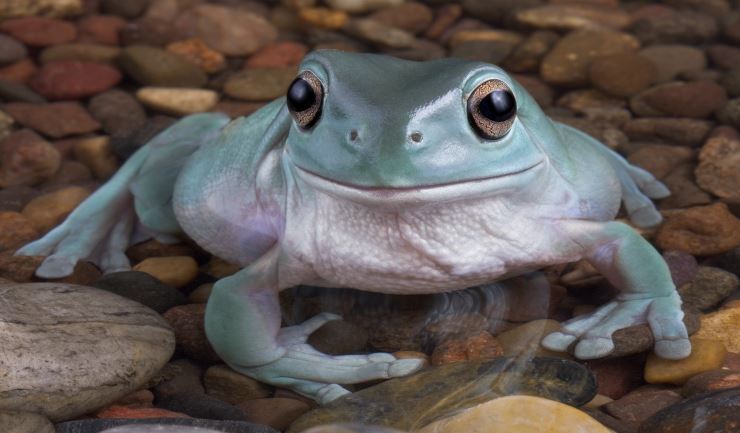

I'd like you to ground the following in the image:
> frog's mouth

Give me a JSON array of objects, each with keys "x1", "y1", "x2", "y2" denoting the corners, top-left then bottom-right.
[{"x1": 291, "y1": 159, "x2": 546, "y2": 206}]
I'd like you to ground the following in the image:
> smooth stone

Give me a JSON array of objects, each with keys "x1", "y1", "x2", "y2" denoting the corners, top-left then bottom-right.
[
  {"x1": 162, "y1": 304, "x2": 222, "y2": 364},
  {"x1": 39, "y1": 43, "x2": 121, "y2": 65},
  {"x1": 0, "y1": 255, "x2": 100, "y2": 285},
  {"x1": 100, "y1": 427, "x2": 219, "y2": 433},
  {"x1": 136, "y1": 87, "x2": 219, "y2": 116},
  {"x1": 0, "y1": 129, "x2": 61, "y2": 187},
  {"x1": 682, "y1": 369, "x2": 740, "y2": 397},
  {"x1": 118, "y1": 45, "x2": 208, "y2": 88},
  {"x1": 126, "y1": 239, "x2": 200, "y2": 263},
  {"x1": 695, "y1": 136, "x2": 740, "y2": 204},
  {"x1": 717, "y1": 98, "x2": 740, "y2": 129},
  {"x1": 132, "y1": 256, "x2": 198, "y2": 289},
  {"x1": 540, "y1": 29, "x2": 640, "y2": 86},
  {"x1": 496, "y1": 319, "x2": 570, "y2": 358},
  {"x1": 603, "y1": 386, "x2": 682, "y2": 423},
  {"x1": 630, "y1": 81, "x2": 728, "y2": 119},
  {"x1": 0, "y1": 0, "x2": 82, "y2": 18},
  {"x1": 0, "y1": 79, "x2": 46, "y2": 103},
  {"x1": 608, "y1": 307, "x2": 700, "y2": 358},
  {"x1": 72, "y1": 136, "x2": 119, "y2": 180},
  {"x1": 645, "y1": 337, "x2": 727, "y2": 385},
  {"x1": 244, "y1": 41, "x2": 309, "y2": 69},
  {"x1": 514, "y1": 4, "x2": 631, "y2": 31},
  {"x1": 721, "y1": 68, "x2": 740, "y2": 97},
  {"x1": 88, "y1": 90, "x2": 147, "y2": 137},
  {"x1": 449, "y1": 40, "x2": 514, "y2": 64},
  {"x1": 655, "y1": 203, "x2": 740, "y2": 255},
  {"x1": 631, "y1": 10, "x2": 719, "y2": 44},
  {"x1": 0, "y1": 34, "x2": 27, "y2": 66},
  {"x1": 692, "y1": 306, "x2": 740, "y2": 353},
  {"x1": 0, "y1": 16, "x2": 76, "y2": 47},
  {"x1": 678, "y1": 266, "x2": 739, "y2": 311},
  {"x1": 307, "y1": 319, "x2": 369, "y2": 356},
  {"x1": 204, "y1": 365, "x2": 272, "y2": 405},
  {"x1": 584, "y1": 356, "x2": 645, "y2": 400},
  {"x1": 431, "y1": 331, "x2": 504, "y2": 365},
  {"x1": 627, "y1": 144, "x2": 693, "y2": 179},
  {"x1": 638, "y1": 388, "x2": 740, "y2": 433},
  {"x1": 3, "y1": 102, "x2": 100, "y2": 138},
  {"x1": 237, "y1": 398, "x2": 312, "y2": 431},
  {"x1": 153, "y1": 359, "x2": 206, "y2": 400},
  {"x1": 324, "y1": 0, "x2": 404, "y2": 13},
  {"x1": 639, "y1": 45, "x2": 707, "y2": 83},
  {"x1": 299, "y1": 8, "x2": 350, "y2": 30},
  {"x1": 368, "y1": 2, "x2": 433, "y2": 35},
  {"x1": 56, "y1": 418, "x2": 279, "y2": 433},
  {"x1": 0, "y1": 211, "x2": 39, "y2": 253},
  {"x1": 156, "y1": 393, "x2": 250, "y2": 421},
  {"x1": 0, "y1": 410, "x2": 54, "y2": 433},
  {"x1": 223, "y1": 68, "x2": 297, "y2": 102},
  {"x1": 343, "y1": 18, "x2": 416, "y2": 49},
  {"x1": 417, "y1": 395, "x2": 611, "y2": 433},
  {"x1": 623, "y1": 118, "x2": 712, "y2": 147},
  {"x1": 286, "y1": 357, "x2": 596, "y2": 433},
  {"x1": 461, "y1": 0, "x2": 542, "y2": 26},
  {"x1": 0, "y1": 109, "x2": 13, "y2": 140},
  {"x1": 93, "y1": 271, "x2": 186, "y2": 314},
  {"x1": 424, "y1": 3, "x2": 463, "y2": 40},
  {"x1": 188, "y1": 283, "x2": 213, "y2": 304},
  {"x1": 707, "y1": 44, "x2": 740, "y2": 71},
  {"x1": 109, "y1": 115, "x2": 174, "y2": 159},
  {"x1": 0, "y1": 283, "x2": 175, "y2": 421},
  {"x1": 503, "y1": 30, "x2": 559, "y2": 73},
  {"x1": 663, "y1": 250, "x2": 698, "y2": 287},
  {"x1": 0, "y1": 58, "x2": 36, "y2": 84},
  {"x1": 167, "y1": 38, "x2": 226, "y2": 74},
  {"x1": 172, "y1": 4, "x2": 277, "y2": 57},
  {"x1": 589, "y1": 52, "x2": 657, "y2": 98},
  {"x1": 95, "y1": 405, "x2": 189, "y2": 419},
  {"x1": 101, "y1": 0, "x2": 148, "y2": 19},
  {"x1": 21, "y1": 186, "x2": 90, "y2": 232},
  {"x1": 658, "y1": 163, "x2": 712, "y2": 209},
  {"x1": 0, "y1": 186, "x2": 39, "y2": 212},
  {"x1": 76, "y1": 14, "x2": 127, "y2": 46}
]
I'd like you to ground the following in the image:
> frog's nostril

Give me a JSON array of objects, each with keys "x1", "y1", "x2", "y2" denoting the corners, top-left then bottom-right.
[
  {"x1": 349, "y1": 130, "x2": 359, "y2": 141},
  {"x1": 410, "y1": 132, "x2": 423, "y2": 143}
]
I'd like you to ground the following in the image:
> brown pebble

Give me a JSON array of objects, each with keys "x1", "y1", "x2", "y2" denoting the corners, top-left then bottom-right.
[
  {"x1": 21, "y1": 186, "x2": 90, "y2": 232},
  {"x1": 0, "y1": 211, "x2": 39, "y2": 253},
  {"x1": 589, "y1": 52, "x2": 657, "y2": 97},
  {"x1": 431, "y1": 330, "x2": 503, "y2": 365},
  {"x1": 133, "y1": 256, "x2": 199, "y2": 289},
  {"x1": 655, "y1": 203, "x2": 740, "y2": 255}
]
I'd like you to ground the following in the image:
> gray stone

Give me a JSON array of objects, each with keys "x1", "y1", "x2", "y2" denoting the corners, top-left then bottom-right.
[
  {"x1": 639, "y1": 45, "x2": 706, "y2": 83},
  {"x1": 0, "y1": 34, "x2": 27, "y2": 66},
  {"x1": 0, "y1": 79, "x2": 46, "y2": 103},
  {"x1": 679, "y1": 266, "x2": 739, "y2": 311},
  {"x1": 631, "y1": 11, "x2": 719, "y2": 45},
  {"x1": 156, "y1": 393, "x2": 250, "y2": 421},
  {"x1": 717, "y1": 98, "x2": 740, "y2": 128},
  {"x1": 118, "y1": 45, "x2": 207, "y2": 88},
  {"x1": 0, "y1": 410, "x2": 54, "y2": 433},
  {"x1": 93, "y1": 271, "x2": 186, "y2": 314}
]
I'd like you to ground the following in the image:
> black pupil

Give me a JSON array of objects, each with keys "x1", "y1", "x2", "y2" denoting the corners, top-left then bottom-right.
[
  {"x1": 287, "y1": 78, "x2": 315, "y2": 112},
  {"x1": 479, "y1": 90, "x2": 516, "y2": 122}
]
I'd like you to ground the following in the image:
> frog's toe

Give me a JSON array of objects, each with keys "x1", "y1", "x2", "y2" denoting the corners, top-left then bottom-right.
[
  {"x1": 317, "y1": 384, "x2": 352, "y2": 405},
  {"x1": 648, "y1": 294, "x2": 691, "y2": 360},
  {"x1": 541, "y1": 332, "x2": 577, "y2": 352},
  {"x1": 35, "y1": 254, "x2": 78, "y2": 279}
]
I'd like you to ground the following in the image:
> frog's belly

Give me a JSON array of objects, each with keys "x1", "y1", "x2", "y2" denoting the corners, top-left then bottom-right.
[{"x1": 281, "y1": 192, "x2": 582, "y2": 294}]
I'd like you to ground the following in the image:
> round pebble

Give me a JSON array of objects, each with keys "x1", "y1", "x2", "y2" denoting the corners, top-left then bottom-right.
[
  {"x1": 136, "y1": 87, "x2": 220, "y2": 116},
  {"x1": 94, "y1": 271, "x2": 187, "y2": 314},
  {"x1": 644, "y1": 337, "x2": 727, "y2": 385},
  {"x1": 0, "y1": 34, "x2": 27, "y2": 66},
  {"x1": 118, "y1": 45, "x2": 208, "y2": 88},
  {"x1": 589, "y1": 52, "x2": 656, "y2": 97},
  {"x1": 21, "y1": 186, "x2": 90, "y2": 232},
  {"x1": 29, "y1": 61, "x2": 122, "y2": 101},
  {"x1": 132, "y1": 256, "x2": 199, "y2": 288},
  {"x1": 655, "y1": 203, "x2": 740, "y2": 255},
  {"x1": 0, "y1": 16, "x2": 77, "y2": 47}
]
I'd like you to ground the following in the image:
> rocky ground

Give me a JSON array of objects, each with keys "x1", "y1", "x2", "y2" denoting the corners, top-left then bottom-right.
[{"x1": 0, "y1": 0, "x2": 739, "y2": 432}]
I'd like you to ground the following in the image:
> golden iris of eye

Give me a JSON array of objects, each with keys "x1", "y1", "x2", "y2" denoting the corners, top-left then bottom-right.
[
  {"x1": 286, "y1": 71, "x2": 323, "y2": 129},
  {"x1": 467, "y1": 79, "x2": 517, "y2": 140}
]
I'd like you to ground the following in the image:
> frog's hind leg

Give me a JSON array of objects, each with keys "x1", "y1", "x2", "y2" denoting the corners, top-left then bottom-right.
[{"x1": 15, "y1": 113, "x2": 230, "y2": 278}]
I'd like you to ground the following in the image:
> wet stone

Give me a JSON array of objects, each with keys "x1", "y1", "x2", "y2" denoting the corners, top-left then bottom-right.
[
  {"x1": 88, "y1": 90, "x2": 147, "y2": 137},
  {"x1": 3, "y1": 102, "x2": 100, "y2": 138},
  {"x1": 0, "y1": 34, "x2": 27, "y2": 66},
  {"x1": 639, "y1": 44, "x2": 707, "y2": 83},
  {"x1": 156, "y1": 393, "x2": 250, "y2": 421},
  {"x1": 136, "y1": 87, "x2": 219, "y2": 117},
  {"x1": 118, "y1": 45, "x2": 208, "y2": 88},
  {"x1": 287, "y1": 357, "x2": 597, "y2": 433},
  {"x1": 588, "y1": 52, "x2": 657, "y2": 98},
  {"x1": 39, "y1": 43, "x2": 121, "y2": 65},
  {"x1": 630, "y1": 10, "x2": 719, "y2": 45},
  {"x1": 0, "y1": 129, "x2": 61, "y2": 187},
  {"x1": 56, "y1": 419, "x2": 279, "y2": 433},
  {"x1": 638, "y1": 388, "x2": 740, "y2": 433},
  {"x1": 630, "y1": 81, "x2": 728, "y2": 119},
  {"x1": 655, "y1": 203, "x2": 740, "y2": 255},
  {"x1": 29, "y1": 61, "x2": 122, "y2": 101},
  {"x1": 93, "y1": 271, "x2": 186, "y2": 314},
  {"x1": 679, "y1": 266, "x2": 739, "y2": 311},
  {"x1": 681, "y1": 369, "x2": 740, "y2": 398},
  {"x1": 0, "y1": 17, "x2": 77, "y2": 47},
  {"x1": 514, "y1": 4, "x2": 631, "y2": 31},
  {"x1": 695, "y1": 135, "x2": 740, "y2": 204}
]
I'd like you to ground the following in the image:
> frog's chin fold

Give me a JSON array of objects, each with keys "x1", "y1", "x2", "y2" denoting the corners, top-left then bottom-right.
[{"x1": 290, "y1": 159, "x2": 546, "y2": 207}]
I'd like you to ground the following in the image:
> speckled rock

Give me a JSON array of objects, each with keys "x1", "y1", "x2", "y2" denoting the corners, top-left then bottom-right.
[
  {"x1": 630, "y1": 81, "x2": 727, "y2": 119},
  {"x1": 119, "y1": 45, "x2": 208, "y2": 88},
  {"x1": 166, "y1": 38, "x2": 225, "y2": 74},
  {"x1": 88, "y1": 90, "x2": 147, "y2": 137},
  {"x1": 655, "y1": 203, "x2": 740, "y2": 255},
  {"x1": 541, "y1": 29, "x2": 640, "y2": 87},
  {"x1": 681, "y1": 369, "x2": 740, "y2": 397},
  {"x1": 287, "y1": 357, "x2": 596, "y2": 433},
  {"x1": 692, "y1": 306, "x2": 740, "y2": 353},
  {"x1": 72, "y1": 136, "x2": 119, "y2": 180},
  {"x1": 695, "y1": 136, "x2": 740, "y2": 204},
  {"x1": 664, "y1": 250, "x2": 698, "y2": 287},
  {"x1": 29, "y1": 61, "x2": 121, "y2": 100},
  {"x1": 639, "y1": 44, "x2": 707, "y2": 83},
  {"x1": 3, "y1": 102, "x2": 100, "y2": 138},
  {"x1": 515, "y1": 4, "x2": 631, "y2": 31},
  {"x1": 0, "y1": 129, "x2": 61, "y2": 187},
  {"x1": 504, "y1": 30, "x2": 559, "y2": 73},
  {"x1": 645, "y1": 337, "x2": 727, "y2": 385},
  {"x1": 623, "y1": 118, "x2": 712, "y2": 147},
  {"x1": 39, "y1": 43, "x2": 121, "y2": 65},
  {"x1": 0, "y1": 16, "x2": 76, "y2": 46},
  {"x1": 93, "y1": 271, "x2": 186, "y2": 314},
  {"x1": 344, "y1": 18, "x2": 417, "y2": 49},
  {"x1": 638, "y1": 388, "x2": 740, "y2": 433},
  {"x1": 679, "y1": 266, "x2": 739, "y2": 311},
  {"x1": 0, "y1": 211, "x2": 39, "y2": 253},
  {"x1": 299, "y1": 7, "x2": 349, "y2": 30},
  {"x1": 431, "y1": 331, "x2": 504, "y2": 365},
  {"x1": 608, "y1": 307, "x2": 699, "y2": 358},
  {"x1": 417, "y1": 395, "x2": 611, "y2": 433},
  {"x1": 0, "y1": 283, "x2": 175, "y2": 421},
  {"x1": 21, "y1": 186, "x2": 90, "y2": 232},
  {"x1": 603, "y1": 386, "x2": 682, "y2": 423},
  {"x1": 162, "y1": 304, "x2": 221, "y2": 364},
  {"x1": 0, "y1": 410, "x2": 54, "y2": 433},
  {"x1": 152, "y1": 359, "x2": 206, "y2": 400},
  {"x1": 204, "y1": 365, "x2": 272, "y2": 406},
  {"x1": 133, "y1": 256, "x2": 198, "y2": 289},
  {"x1": 136, "y1": 87, "x2": 219, "y2": 116},
  {"x1": 244, "y1": 41, "x2": 309, "y2": 69},
  {"x1": 588, "y1": 52, "x2": 656, "y2": 97},
  {"x1": 659, "y1": 163, "x2": 712, "y2": 209},
  {"x1": 224, "y1": 67, "x2": 297, "y2": 102},
  {"x1": 95, "y1": 405, "x2": 189, "y2": 419},
  {"x1": 627, "y1": 144, "x2": 693, "y2": 179}
]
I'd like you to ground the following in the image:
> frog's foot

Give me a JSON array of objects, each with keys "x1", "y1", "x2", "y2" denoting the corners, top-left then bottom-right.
[
  {"x1": 541, "y1": 291, "x2": 690, "y2": 360},
  {"x1": 233, "y1": 313, "x2": 426, "y2": 405}
]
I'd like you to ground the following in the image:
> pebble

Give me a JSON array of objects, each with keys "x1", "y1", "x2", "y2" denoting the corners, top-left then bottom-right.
[
  {"x1": 324, "y1": 0, "x2": 404, "y2": 13},
  {"x1": 0, "y1": 255, "x2": 44, "y2": 282},
  {"x1": 417, "y1": 395, "x2": 611, "y2": 433},
  {"x1": 30, "y1": 61, "x2": 122, "y2": 101},
  {"x1": 0, "y1": 211, "x2": 39, "y2": 253},
  {"x1": 307, "y1": 319, "x2": 369, "y2": 355},
  {"x1": 682, "y1": 369, "x2": 740, "y2": 397},
  {"x1": 692, "y1": 306, "x2": 740, "y2": 353},
  {"x1": 224, "y1": 67, "x2": 297, "y2": 101},
  {"x1": 717, "y1": 97, "x2": 740, "y2": 129},
  {"x1": 630, "y1": 81, "x2": 728, "y2": 119},
  {"x1": 88, "y1": 90, "x2": 148, "y2": 137},
  {"x1": 0, "y1": 129, "x2": 61, "y2": 187},
  {"x1": 109, "y1": 115, "x2": 175, "y2": 159},
  {"x1": 93, "y1": 271, "x2": 187, "y2": 314},
  {"x1": 515, "y1": 4, "x2": 631, "y2": 31},
  {"x1": 244, "y1": 41, "x2": 309, "y2": 69},
  {"x1": 645, "y1": 337, "x2": 727, "y2": 385},
  {"x1": 287, "y1": 357, "x2": 596, "y2": 433},
  {"x1": 172, "y1": 4, "x2": 277, "y2": 56},
  {"x1": 627, "y1": 144, "x2": 693, "y2": 179},
  {"x1": 0, "y1": 109, "x2": 13, "y2": 140},
  {"x1": 119, "y1": 45, "x2": 208, "y2": 88},
  {"x1": 95, "y1": 406, "x2": 190, "y2": 419},
  {"x1": 0, "y1": 410, "x2": 55, "y2": 433},
  {"x1": 152, "y1": 359, "x2": 206, "y2": 400},
  {"x1": 188, "y1": 283, "x2": 213, "y2": 303},
  {"x1": 162, "y1": 304, "x2": 222, "y2": 364},
  {"x1": 431, "y1": 331, "x2": 504, "y2": 365},
  {"x1": 639, "y1": 45, "x2": 707, "y2": 83},
  {"x1": 585, "y1": 356, "x2": 645, "y2": 400},
  {"x1": 0, "y1": 58, "x2": 36, "y2": 83},
  {"x1": 156, "y1": 393, "x2": 251, "y2": 421},
  {"x1": 299, "y1": 7, "x2": 350, "y2": 30},
  {"x1": 126, "y1": 239, "x2": 201, "y2": 263},
  {"x1": 344, "y1": 18, "x2": 417, "y2": 49},
  {"x1": 504, "y1": 30, "x2": 559, "y2": 73},
  {"x1": 603, "y1": 386, "x2": 682, "y2": 423},
  {"x1": 166, "y1": 38, "x2": 226, "y2": 74},
  {"x1": 631, "y1": 10, "x2": 719, "y2": 45},
  {"x1": 132, "y1": 256, "x2": 199, "y2": 288},
  {"x1": 623, "y1": 117, "x2": 712, "y2": 147},
  {"x1": 655, "y1": 203, "x2": 740, "y2": 255},
  {"x1": 72, "y1": 136, "x2": 119, "y2": 179},
  {"x1": 101, "y1": 0, "x2": 149, "y2": 19},
  {"x1": 660, "y1": 163, "x2": 713, "y2": 209},
  {"x1": 368, "y1": 2, "x2": 434, "y2": 35},
  {"x1": 424, "y1": 3, "x2": 463, "y2": 40},
  {"x1": 721, "y1": 69, "x2": 740, "y2": 98},
  {"x1": 541, "y1": 29, "x2": 640, "y2": 86},
  {"x1": 678, "y1": 266, "x2": 739, "y2": 311},
  {"x1": 204, "y1": 364, "x2": 272, "y2": 405},
  {"x1": 663, "y1": 250, "x2": 698, "y2": 287},
  {"x1": 609, "y1": 307, "x2": 700, "y2": 358},
  {"x1": 0, "y1": 16, "x2": 77, "y2": 47},
  {"x1": 304, "y1": 426, "x2": 407, "y2": 433},
  {"x1": 75, "y1": 14, "x2": 126, "y2": 45},
  {"x1": 0, "y1": 283, "x2": 174, "y2": 421},
  {"x1": 0, "y1": 79, "x2": 46, "y2": 103},
  {"x1": 707, "y1": 44, "x2": 740, "y2": 71},
  {"x1": 638, "y1": 388, "x2": 740, "y2": 433},
  {"x1": 461, "y1": 0, "x2": 542, "y2": 26},
  {"x1": 0, "y1": 34, "x2": 27, "y2": 66},
  {"x1": 695, "y1": 135, "x2": 740, "y2": 204},
  {"x1": 3, "y1": 101, "x2": 100, "y2": 138},
  {"x1": 57, "y1": 419, "x2": 279, "y2": 433},
  {"x1": 238, "y1": 398, "x2": 312, "y2": 430},
  {"x1": 39, "y1": 43, "x2": 121, "y2": 65},
  {"x1": 21, "y1": 186, "x2": 90, "y2": 232},
  {"x1": 136, "y1": 87, "x2": 219, "y2": 116},
  {"x1": 588, "y1": 52, "x2": 656, "y2": 97},
  {"x1": 496, "y1": 319, "x2": 572, "y2": 358},
  {"x1": 449, "y1": 40, "x2": 514, "y2": 64}
]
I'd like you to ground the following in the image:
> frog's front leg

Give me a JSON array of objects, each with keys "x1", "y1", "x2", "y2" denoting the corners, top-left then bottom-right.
[
  {"x1": 542, "y1": 221, "x2": 691, "y2": 360},
  {"x1": 205, "y1": 247, "x2": 425, "y2": 404}
]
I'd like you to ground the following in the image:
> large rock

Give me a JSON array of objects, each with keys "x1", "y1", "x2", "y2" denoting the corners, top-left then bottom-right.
[
  {"x1": 695, "y1": 136, "x2": 740, "y2": 204},
  {"x1": 287, "y1": 357, "x2": 596, "y2": 433},
  {"x1": 638, "y1": 388, "x2": 740, "y2": 433},
  {"x1": 0, "y1": 283, "x2": 175, "y2": 421}
]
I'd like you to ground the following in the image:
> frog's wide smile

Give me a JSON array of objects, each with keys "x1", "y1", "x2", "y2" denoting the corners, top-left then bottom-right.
[{"x1": 290, "y1": 158, "x2": 545, "y2": 205}]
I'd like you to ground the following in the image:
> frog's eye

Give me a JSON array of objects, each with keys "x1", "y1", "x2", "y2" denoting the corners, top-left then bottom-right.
[
  {"x1": 287, "y1": 71, "x2": 323, "y2": 129},
  {"x1": 467, "y1": 79, "x2": 517, "y2": 140}
]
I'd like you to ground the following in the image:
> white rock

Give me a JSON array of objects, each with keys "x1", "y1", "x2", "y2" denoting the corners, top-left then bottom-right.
[
  {"x1": 136, "y1": 87, "x2": 219, "y2": 116},
  {"x1": 0, "y1": 283, "x2": 175, "y2": 422}
]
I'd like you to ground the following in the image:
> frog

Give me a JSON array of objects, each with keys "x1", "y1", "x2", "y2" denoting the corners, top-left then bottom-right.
[{"x1": 16, "y1": 50, "x2": 691, "y2": 404}]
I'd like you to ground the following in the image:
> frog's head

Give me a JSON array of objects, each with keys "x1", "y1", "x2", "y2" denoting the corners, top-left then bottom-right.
[{"x1": 285, "y1": 50, "x2": 552, "y2": 205}]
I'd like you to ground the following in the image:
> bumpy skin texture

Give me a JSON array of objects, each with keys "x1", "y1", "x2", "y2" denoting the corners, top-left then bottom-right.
[{"x1": 17, "y1": 51, "x2": 691, "y2": 404}]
